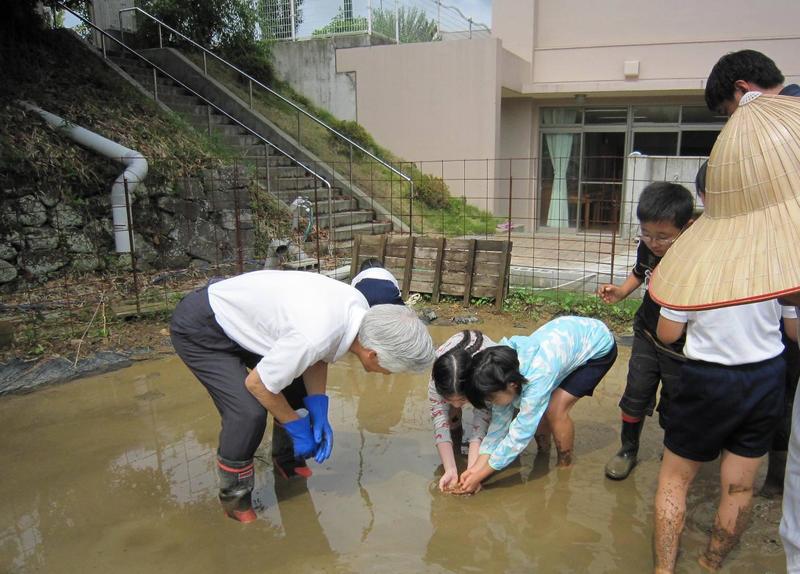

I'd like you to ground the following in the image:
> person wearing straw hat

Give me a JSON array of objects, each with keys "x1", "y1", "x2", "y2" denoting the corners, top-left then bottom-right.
[
  {"x1": 705, "y1": 50, "x2": 800, "y2": 502},
  {"x1": 705, "y1": 49, "x2": 800, "y2": 117},
  {"x1": 648, "y1": 92, "x2": 800, "y2": 573}
]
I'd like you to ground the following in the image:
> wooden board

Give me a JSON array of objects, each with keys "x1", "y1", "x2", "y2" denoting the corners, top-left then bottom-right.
[{"x1": 350, "y1": 234, "x2": 511, "y2": 307}]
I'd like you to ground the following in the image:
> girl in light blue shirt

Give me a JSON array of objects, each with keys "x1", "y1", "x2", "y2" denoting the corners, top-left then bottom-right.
[{"x1": 458, "y1": 316, "x2": 617, "y2": 494}]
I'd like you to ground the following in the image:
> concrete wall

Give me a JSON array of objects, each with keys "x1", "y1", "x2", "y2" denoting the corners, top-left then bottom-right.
[
  {"x1": 90, "y1": 0, "x2": 137, "y2": 32},
  {"x1": 492, "y1": 0, "x2": 800, "y2": 97},
  {"x1": 336, "y1": 38, "x2": 502, "y2": 164},
  {"x1": 270, "y1": 36, "x2": 377, "y2": 122}
]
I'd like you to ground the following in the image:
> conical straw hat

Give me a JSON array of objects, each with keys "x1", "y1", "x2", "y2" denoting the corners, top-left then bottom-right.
[{"x1": 649, "y1": 92, "x2": 800, "y2": 310}]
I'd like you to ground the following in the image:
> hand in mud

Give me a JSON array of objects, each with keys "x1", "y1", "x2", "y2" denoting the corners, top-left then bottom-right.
[
  {"x1": 597, "y1": 284, "x2": 623, "y2": 304},
  {"x1": 457, "y1": 468, "x2": 483, "y2": 495},
  {"x1": 439, "y1": 469, "x2": 459, "y2": 492}
]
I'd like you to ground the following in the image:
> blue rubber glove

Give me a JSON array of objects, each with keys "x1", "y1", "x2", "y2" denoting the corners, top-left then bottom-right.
[
  {"x1": 303, "y1": 394, "x2": 334, "y2": 463},
  {"x1": 282, "y1": 416, "x2": 316, "y2": 459}
]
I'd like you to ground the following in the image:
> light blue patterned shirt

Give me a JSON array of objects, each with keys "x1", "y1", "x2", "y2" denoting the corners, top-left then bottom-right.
[{"x1": 479, "y1": 316, "x2": 615, "y2": 471}]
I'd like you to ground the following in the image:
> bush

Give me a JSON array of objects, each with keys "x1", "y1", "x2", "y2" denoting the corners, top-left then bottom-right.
[
  {"x1": 328, "y1": 119, "x2": 378, "y2": 155},
  {"x1": 414, "y1": 173, "x2": 450, "y2": 209}
]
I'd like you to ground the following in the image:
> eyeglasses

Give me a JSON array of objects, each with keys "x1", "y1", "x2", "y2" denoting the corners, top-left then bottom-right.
[{"x1": 638, "y1": 234, "x2": 680, "y2": 247}]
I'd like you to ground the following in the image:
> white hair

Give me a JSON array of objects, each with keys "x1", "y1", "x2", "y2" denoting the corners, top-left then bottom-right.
[{"x1": 358, "y1": 304, "x2": 435, "y2": 373}]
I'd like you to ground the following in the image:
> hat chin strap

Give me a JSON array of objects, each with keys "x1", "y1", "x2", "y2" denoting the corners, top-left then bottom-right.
[{"x1": 740, "y1": 91, "x2": 763, "y2": 105}]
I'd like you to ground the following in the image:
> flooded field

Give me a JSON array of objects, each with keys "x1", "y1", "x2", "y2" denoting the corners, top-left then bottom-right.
[{"x1": 0, "y1": 317, "x2": 788, "y2": 573}]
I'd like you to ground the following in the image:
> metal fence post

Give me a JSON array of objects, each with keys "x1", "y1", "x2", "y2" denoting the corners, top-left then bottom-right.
[
  {"x1": 158, "y1": 22, "x2": 163, "y2": 47},
  {"x1": 507, "y1": 159, "x2": 513, "y2": 243},
  {"x1": 152, "y1": 68, "x2": 158, "y2": 101},
  {"x1": 290, "y1": 0, "x2": 296, "y2": 41},
  {"x1": 469, "y1": 18, "x2": 473, "y2": 40},
  {"x1": 395, "y1": 0, "x2": 400, "y2": 44},
  {"x1": 367, "y1": 0, "x2": 373, "y2": 35}
]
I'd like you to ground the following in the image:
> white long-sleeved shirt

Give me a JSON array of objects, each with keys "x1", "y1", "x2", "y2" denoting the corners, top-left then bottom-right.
[{"x1": 208, "y1": 270, "x2": 368, "y2": 393}]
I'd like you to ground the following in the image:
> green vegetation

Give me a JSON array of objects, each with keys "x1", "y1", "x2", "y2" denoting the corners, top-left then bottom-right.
[
  {"x1": 312, "y1": 6, "x2": 439, "y2": 43},
  {"x1": 503, "y1": 288, "x2": 640, "y2": 332}
]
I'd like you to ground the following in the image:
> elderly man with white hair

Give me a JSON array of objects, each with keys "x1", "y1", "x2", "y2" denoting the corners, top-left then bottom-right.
[{"x1": 170, "y1": 270, "x2": 435, "y2": 523}]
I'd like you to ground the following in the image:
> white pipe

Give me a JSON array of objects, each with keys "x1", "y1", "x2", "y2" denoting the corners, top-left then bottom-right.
[{"x1": 21, "y1": 101, "x2": 148, "y2": 253}]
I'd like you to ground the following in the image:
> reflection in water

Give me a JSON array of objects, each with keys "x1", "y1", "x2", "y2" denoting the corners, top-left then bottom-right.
[{"x1": 0, "y1": 320, "x2": 788, "y2": 574}]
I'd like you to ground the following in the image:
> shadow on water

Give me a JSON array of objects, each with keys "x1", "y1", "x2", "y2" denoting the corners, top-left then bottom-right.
[{"x1": 0, "y1": 315, "x2": 788, "y2": 573}]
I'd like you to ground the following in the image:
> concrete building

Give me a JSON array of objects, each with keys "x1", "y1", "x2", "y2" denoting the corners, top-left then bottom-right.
[{"x1": 329, "y1": 0, "x2": 800, "y2": 232}]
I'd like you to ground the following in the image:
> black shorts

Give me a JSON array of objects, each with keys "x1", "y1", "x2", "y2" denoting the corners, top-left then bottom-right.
[
  {"x1": 664, "y1": 354, "x2": 786, "y2": 462},
  {"x1": 559, "y1": 343, "x2": 618, "y2": 398}
]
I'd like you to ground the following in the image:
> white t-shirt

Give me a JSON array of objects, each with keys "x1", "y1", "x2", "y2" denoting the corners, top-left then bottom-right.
[
  {"x1": 660, "y1": 301, "x2": 797, "y2": 365},
  {"x1": 208, "y1": 270, "x2": 368, "y2": 393}
]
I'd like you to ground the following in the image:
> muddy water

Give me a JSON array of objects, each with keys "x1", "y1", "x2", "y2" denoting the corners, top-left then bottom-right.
[{"x1": 0, "y1": 317, "x2": 787, "y2": 573}]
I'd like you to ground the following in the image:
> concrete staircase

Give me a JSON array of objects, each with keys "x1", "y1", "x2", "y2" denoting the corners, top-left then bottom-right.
[{"x1": 109, "y1": 53, "x2": 392, "y2": 250}]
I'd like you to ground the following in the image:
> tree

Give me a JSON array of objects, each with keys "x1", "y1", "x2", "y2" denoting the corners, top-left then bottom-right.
[{"x1": 372, "y1": 6, "x2": 438, "y2": 43}]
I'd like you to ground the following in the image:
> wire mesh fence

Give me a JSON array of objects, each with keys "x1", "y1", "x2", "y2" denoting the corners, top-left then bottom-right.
[
  {"x1": 0, "y1": 153, "x2": 705, "y2": 358},
  {"x1": 268, "y1": 0, "x2": 490, "y2": 42}
]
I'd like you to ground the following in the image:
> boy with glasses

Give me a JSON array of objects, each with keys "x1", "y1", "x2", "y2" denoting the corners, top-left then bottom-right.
[{"x1": 597, "y1": 181, "x2": 694, "y2": 480}]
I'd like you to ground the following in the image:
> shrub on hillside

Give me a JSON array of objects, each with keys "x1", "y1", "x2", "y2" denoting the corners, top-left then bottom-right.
[{"x1": 414, "y1": 173, "x2": 450, "y2": 209}]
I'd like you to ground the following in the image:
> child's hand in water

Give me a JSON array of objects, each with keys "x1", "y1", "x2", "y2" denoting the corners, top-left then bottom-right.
[
  {"x1": 439, "y1": 469, "x2": 459, "y2": 492},
  {"x1": 457, "y1": 467, "x2": 482, "y2": 495}
]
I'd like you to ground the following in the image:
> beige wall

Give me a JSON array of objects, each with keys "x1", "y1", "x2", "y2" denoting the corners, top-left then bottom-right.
[
  {"x1": 336, "y1": 39, "x2": 502, "y2": 164},
  {"x1": 493, "y1": 0, "x2": 800, "y2": 96}
]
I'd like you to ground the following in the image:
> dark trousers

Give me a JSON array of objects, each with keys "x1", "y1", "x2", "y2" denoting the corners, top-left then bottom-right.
[
  {"x1": 618, "y1": 330, "x2": 683, "y2": 429},
  {"x1": 170, "y1": 286, "x2": 306, "y2": 462}
]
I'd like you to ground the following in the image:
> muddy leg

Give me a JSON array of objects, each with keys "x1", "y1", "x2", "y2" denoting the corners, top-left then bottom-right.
[
  {"x1": 699, "y1": 450, "x2": 762, "y2": 571},
  {"x1": 653, "y1": 448, "x2": 702, "y2": 574},
  {"x1": 534, "y1": 416, "x2": 552, "y2": 452},
  {"x1": 546, "y1": 388, "x2": 579, "y2": 468}
]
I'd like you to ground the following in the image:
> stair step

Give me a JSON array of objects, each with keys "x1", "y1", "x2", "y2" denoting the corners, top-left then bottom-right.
[
  {"x1": 330, "y1": 221, "x2": 392, "y2": 242},
  {"x1": 275, "y1": 176, "x2": 320, "y2": 191},
  {"x1": 313, "y1": 209, "x2": 375, "y2": 229},
  {"x1": 168, "y1": 101, "x2": 212, "y2": 117},
  {"x1": 158, "y1": 92, "x2": 203, "y2": 108}
]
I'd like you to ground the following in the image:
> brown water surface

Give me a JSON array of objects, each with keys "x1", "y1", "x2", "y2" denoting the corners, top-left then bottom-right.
[{"x1": 0, "y1": 317, "x2": 787, "y2": 573}]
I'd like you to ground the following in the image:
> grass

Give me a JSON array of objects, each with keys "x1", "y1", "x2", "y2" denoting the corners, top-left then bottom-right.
[{"x1": 182, "y1": 50, "x2": 500, "y2": 236}]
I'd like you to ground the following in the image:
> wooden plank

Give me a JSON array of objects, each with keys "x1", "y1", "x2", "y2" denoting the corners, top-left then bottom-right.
[
  {"x1": 379, "y1": 234, "x2": 387, "y2": 264},
  {"x1": 475, "y1": 239, "x2": 508, "y2": 251},
  {"x1": 462, "y1": 239, "x2": 477, "y2": 306},
  {"x1": 432, "y1": 239, "x2": 445, "y2": 303},
  {"x1": 443, "y1": 239, "x2": 474, "y2": 250},
  {"x1": 413, "y1": 246, "x2": 440, "y2": 260},
  {"x1": 495, "y1": 240, "x2": 512, "y2": 310},
  {"x1": 414, "y1": 236, "x2": 443, "y2": 249},
  {"x1": 411, "y1": 258, "x2": 437, "y2": 270},
  {"x1": 385, "y1": 256, "x2": 406, "y2": 270},
  {"x1": 410, "y1": 269, "x2": 435, "y2": 283},
  {"x1": 350, "y1": 233, "x2": 362, "y2": 280},
  {"x1": 472, "y1": 285, "x2": 496, "y2": 298},
  {"x1": 386, "y1": 235, "x2": 408, "y2": 246},
  {"x1": 401, "y1": 235, "x2": 415, "y2": 299},
  {"x1": 386, "y1": 243, "x2": 408, "y2": 257},
  {"x1": 472, "y1": 274, "x2": 503, "y2": 288},
  {"x1": 440, "y1": 283, "x2": 466, "y2": 296},
  {"x1": 442, "y1": 249, "x2": 469, "y2": 263},
  {"x1": 473, "y1": 261, "x2": 503, "y2": 276},
  {"x1": 410, "y1": 280, "x2": 435, "y2": 293},
  {"x1": 359, "y1": 234, "x2": 384, "y2": 247},
  {"x1": 442, "y1": 259, "x2": 468, "y2": 272},
  {"x1": 441, "y1": 271, "x2": 468, "y2": 284},
  {"x1": 475, "y1": 251, "x2": 506, "y2": 264}
]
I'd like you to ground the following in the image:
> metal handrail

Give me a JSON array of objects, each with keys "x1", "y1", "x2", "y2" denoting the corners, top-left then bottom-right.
[
  {"x1": 57, "y1": 1, "x2": 334, "y2": 256},
  {"x1": 118, "y1": 7, "x2": 414, "y2": 193}
]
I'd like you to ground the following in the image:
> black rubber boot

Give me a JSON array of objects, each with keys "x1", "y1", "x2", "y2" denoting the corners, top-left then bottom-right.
[
  {"x1": 604, "y1": 419, "x2": 645, "y2": 480},
  {"x1": 272, "y1": 420, "x2": 312, "y2": 479},
  {"x1": 217, "y1": 455, "x2": 257, "y2": 523}
]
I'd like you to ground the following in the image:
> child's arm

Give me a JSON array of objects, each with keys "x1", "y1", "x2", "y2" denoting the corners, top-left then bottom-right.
[
  {"x1": 428, "y1": 378, "x2": 458, "y2": 491},
  {"x1": 597, "y1": 271, "x2": 643, "y2": 304},
  {"x1": 657, "y1": 309, "x2": 687, "y2": 344}
]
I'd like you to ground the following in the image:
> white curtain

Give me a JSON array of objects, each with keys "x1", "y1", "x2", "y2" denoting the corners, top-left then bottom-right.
[{"x1": 543, "y1": 109, "x2": 576, "y2": 228}]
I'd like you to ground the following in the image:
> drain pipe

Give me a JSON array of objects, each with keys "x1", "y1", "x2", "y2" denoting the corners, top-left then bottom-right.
[{"x1": 21, "y1": 102, "x2": 148, "y2": 253}]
